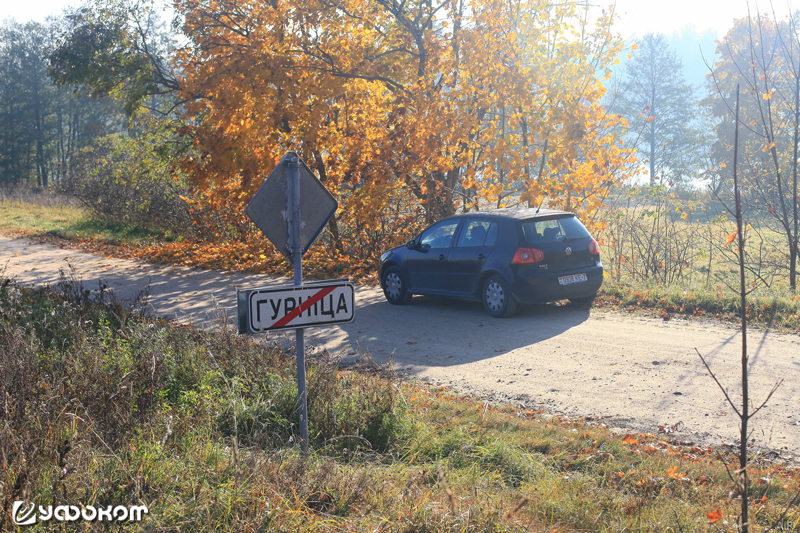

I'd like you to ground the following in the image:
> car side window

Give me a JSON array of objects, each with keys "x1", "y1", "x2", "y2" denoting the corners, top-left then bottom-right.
[
  {"x1": 456, "y1": 220, "x2": 495, "y2": 247},
  {"x1": 419, "y1": 220, "x2": 460, "y2": 249}
]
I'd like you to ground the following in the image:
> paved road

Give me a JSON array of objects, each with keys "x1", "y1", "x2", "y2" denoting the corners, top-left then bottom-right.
[{"x1": 2, "y1": 235, "x2": 799, "y2": 456}]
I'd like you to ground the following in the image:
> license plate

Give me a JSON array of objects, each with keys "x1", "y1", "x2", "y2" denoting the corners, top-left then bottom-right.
[{"x1": 558, "y1": 273, "x2": 588, "y2": 286}]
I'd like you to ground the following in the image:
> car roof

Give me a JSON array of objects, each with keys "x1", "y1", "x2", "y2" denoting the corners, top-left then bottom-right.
[{"x1": 447, "y1": 208, "x2": 573, "y2": 221}]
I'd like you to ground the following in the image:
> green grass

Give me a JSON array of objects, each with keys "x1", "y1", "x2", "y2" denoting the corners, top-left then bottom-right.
[
  {"x1": 598, "y1": 280, "x2": 800, "y2": 332},
  {"x1": 1, "y1": 276, "x2": 798, "y2": 532},
  {"x1": 0, "y1": 191, "x2": 180, "y2": 244},
  {"x1": 0, "y1": 194, "x2": 85, "y2": 234}
]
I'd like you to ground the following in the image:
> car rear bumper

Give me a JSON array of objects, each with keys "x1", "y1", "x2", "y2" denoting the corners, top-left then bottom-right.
[{"x1": 511, "y1": 263, "x2": 603, "y2": 304}]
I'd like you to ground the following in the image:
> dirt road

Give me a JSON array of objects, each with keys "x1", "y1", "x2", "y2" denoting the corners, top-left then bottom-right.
[{"x1": 2, "y1": 235, "x2": 799, "y2": 456}]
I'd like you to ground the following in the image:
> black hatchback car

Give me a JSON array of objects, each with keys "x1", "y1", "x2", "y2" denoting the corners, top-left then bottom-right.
[{"x1": 378, "y1": 208, "x2": 603, "y2": 317}]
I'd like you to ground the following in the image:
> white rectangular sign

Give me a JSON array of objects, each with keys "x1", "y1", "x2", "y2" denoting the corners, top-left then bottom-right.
[{"x1": 239, "y1": 282, "x2": 354, "y2": 333}]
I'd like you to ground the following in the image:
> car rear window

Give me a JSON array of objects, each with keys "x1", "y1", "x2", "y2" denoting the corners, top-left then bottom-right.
[{"x1": 520, "y1": 216, "x2": 591, "y2": 245}]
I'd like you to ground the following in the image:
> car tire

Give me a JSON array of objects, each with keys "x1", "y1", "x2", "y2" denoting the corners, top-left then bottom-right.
[
  {"x1": 570, "y1": 294, "x2": 596, "y2": 310},
  {"x1": 482, "y1": 275, "x2": 517, "y2": 318},
  {"x1": 382, "y1": 266, "x2": 412, "y2": 305}
]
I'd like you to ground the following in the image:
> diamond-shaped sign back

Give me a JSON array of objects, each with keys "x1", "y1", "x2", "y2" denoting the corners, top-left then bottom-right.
[{"x1": 245, "y1": 152, "x2": 338, "y2": 262}]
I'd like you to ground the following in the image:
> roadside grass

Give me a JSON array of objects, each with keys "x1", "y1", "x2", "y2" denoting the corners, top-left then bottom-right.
[
  {"x1": 0, "y1": 191, "x2": 369, "y2": 282},
  {"x1": 0, "y1": 191, "x2": 85, "y2": 236},
  {"x1": 597, "y1": 280, "x2": 800, "y2": 332},
  {"x1": 596, "y1": 186, "x2": 800, "y2": 330},
  {"x1": 1, "y1": 277, "x2": 799, "y2": 531},
  {"x1": 0, "y1": 189, "x2": 179, "y2": 245}
]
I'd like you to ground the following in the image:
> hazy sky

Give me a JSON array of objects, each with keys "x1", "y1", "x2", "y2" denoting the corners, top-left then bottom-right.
[
  {"x1": 1, "y1": 0, "x2": 796, "y2": 39},
  {"x1": 611, "y1": 0, "x2": 795, "y2": 39}
]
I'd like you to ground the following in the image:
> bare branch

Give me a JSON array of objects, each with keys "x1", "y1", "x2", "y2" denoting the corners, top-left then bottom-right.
[
  {"x1": 695, "y1": 348, "x2": 742, "y2": 418},
  {"x1": 749, "y1": 379, "x2": 783, "y2": 417}
]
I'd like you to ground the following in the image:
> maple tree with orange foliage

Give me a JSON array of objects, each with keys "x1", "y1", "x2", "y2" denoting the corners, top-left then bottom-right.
[{"x1": 170, "y1": 0, "x2": 635, "y2": 269}]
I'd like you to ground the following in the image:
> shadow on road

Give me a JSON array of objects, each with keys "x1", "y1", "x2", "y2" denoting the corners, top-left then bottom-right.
[{"x1": 307, "y1": 292, "x2": 591, "y2": 367}]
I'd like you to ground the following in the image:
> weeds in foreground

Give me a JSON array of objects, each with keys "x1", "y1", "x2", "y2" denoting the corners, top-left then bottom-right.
[{"x1": 1, "y1": 277, "x2": 799, "y2": 531}]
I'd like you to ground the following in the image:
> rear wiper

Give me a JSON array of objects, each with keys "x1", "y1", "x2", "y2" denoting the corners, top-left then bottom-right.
[{"x1": 561, "y1": 237, "x2": 585, "y2": 243}]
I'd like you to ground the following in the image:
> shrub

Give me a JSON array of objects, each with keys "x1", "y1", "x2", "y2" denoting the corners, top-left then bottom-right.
[{"x1": 62, "y1": 131, "x2": 191, "y2": 232}]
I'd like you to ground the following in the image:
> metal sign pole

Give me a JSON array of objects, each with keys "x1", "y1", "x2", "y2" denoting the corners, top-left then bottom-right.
[
  {"x1": 245, "y1": 151, "x2": 342, "y2": 453},
  {"x1": 288, "y1": 155, "x2": 309, "y2": 454}
]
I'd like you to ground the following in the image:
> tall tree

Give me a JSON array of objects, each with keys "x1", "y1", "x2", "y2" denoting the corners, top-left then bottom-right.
[
  {"x1": 611, "y1": 33, "x2": 704, "y2": 186},
  {"x1": 0, "y1": 21, "x2": 53, "y2": 185},
  {"x1": 47, "y1": 0, "x2": 636, "y2": 260},
  {"x1": 0, "y1": 18, "x2": 125, "y2": 186},
  {"x1": 49, "y1": 0, "x2": 181, "y2": 117},
  {"x1": 707, "y1": 12, "x2": 800, "y2": 290}
]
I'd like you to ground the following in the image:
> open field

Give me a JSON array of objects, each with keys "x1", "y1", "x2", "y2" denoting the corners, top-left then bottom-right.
[
  {"x1": 0, "y1": 190, "x2": 85, "y2": 236},
  {"x1": 2, "y1": 277, "x2": 799, "y2": 531},
  {"x1": 0, "y1": 189, "x2": 183, "y2": 245}
]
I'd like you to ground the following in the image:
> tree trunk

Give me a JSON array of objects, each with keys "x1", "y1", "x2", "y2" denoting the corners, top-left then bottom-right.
[
  {"x1": 312, "y1": 149, "x2": 343, "y2": 254},
  {"x1": 326, "y1": 215, "x2": 343, "y2": 255},
  {"x1": 732, "y1": 87, "x2": 750, "y2": 533},
  {"x1": 791, "y1": 64, "x2": 799, "y2": 291},
  {"x1": 445, "y1": 168, "x2": 458, "y2": 216},
  {"x1": 649, "y1": 87, "x2": 656, "y2": 185},
  {"x1": 34, "y1": 103, "x2": 48, "y2": 188},
  {"x1": 497, "y1": 105, "x2": 506, "y2": 208},
  {"x1": 57, "y1": 98, "x2": 65, "y2": 182}
]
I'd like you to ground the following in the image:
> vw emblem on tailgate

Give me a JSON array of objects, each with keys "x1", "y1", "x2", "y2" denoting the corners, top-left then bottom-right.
[{"x1": 565, "y1": 247, "x2": 572, "y2": 256}]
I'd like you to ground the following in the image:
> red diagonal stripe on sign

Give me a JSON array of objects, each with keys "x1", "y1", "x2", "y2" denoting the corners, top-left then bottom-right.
[{"x1": 271, "y1": 286, "x2": 337, "y2": 329}]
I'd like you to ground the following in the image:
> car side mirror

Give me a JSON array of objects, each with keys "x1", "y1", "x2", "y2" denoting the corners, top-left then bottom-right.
[{"x1": 406, "y1": 239, "x2": 417, "y2": 250}]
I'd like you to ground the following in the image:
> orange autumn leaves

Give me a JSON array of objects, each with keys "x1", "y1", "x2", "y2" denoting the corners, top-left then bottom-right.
[{"x1": 172, "y1": 0, "x2": 635, "y2": 260}]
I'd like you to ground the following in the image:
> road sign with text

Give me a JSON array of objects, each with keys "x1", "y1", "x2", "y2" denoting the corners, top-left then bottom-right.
[
  {"x1": 238, "y1": 282, "x2": 354, "y2": 333},
  {"x1": 239, "y1": 152, "x2": 346, "y2": 454}
]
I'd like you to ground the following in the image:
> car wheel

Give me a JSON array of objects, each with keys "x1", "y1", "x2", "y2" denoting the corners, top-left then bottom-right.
[
  {"x1": 382, "y1": 266, "x2": 411, "y2": 305},
  {"x1": 482, "y1": 275, "x2": 517, "y2": 318},
  {"x1": 570, "y1": 294, "x2": 596, "y2": 310}
]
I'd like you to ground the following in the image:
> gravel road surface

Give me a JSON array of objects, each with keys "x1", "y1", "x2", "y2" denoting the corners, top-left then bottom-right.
[{"x1": 2, "y1": 235, "x2": 799, "y2": 457}]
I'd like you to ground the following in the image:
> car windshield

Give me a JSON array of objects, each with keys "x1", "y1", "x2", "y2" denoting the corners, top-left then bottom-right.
[{"x1": 520, "y1": 216, "x2": 591, "y2": 245}]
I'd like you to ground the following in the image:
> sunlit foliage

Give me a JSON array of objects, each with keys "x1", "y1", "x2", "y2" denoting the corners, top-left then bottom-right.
[{"x1": 174, "y1": 0, "x2": 635, "y2": 258}]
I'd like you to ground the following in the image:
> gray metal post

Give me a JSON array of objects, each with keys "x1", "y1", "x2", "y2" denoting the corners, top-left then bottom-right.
[{"x1": 288, "y1": 155, "x2": 308, "y2": 454}]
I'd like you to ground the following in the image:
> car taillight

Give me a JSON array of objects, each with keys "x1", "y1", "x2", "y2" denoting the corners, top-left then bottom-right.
[
  {"x1": 512, "y1": 248, "x2": 545, "y2": 264},
  {"x1": 589, "y1": 239, "x2": 600, "y2": 255}
]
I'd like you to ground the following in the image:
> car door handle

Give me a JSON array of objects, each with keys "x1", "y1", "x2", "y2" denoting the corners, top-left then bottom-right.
[
  {"x1": 439, "y1": 254, "x2": 446, "y2": 260},
  {"x1": 477, "y1": 254, "x2": 486, "y2": 260}
]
